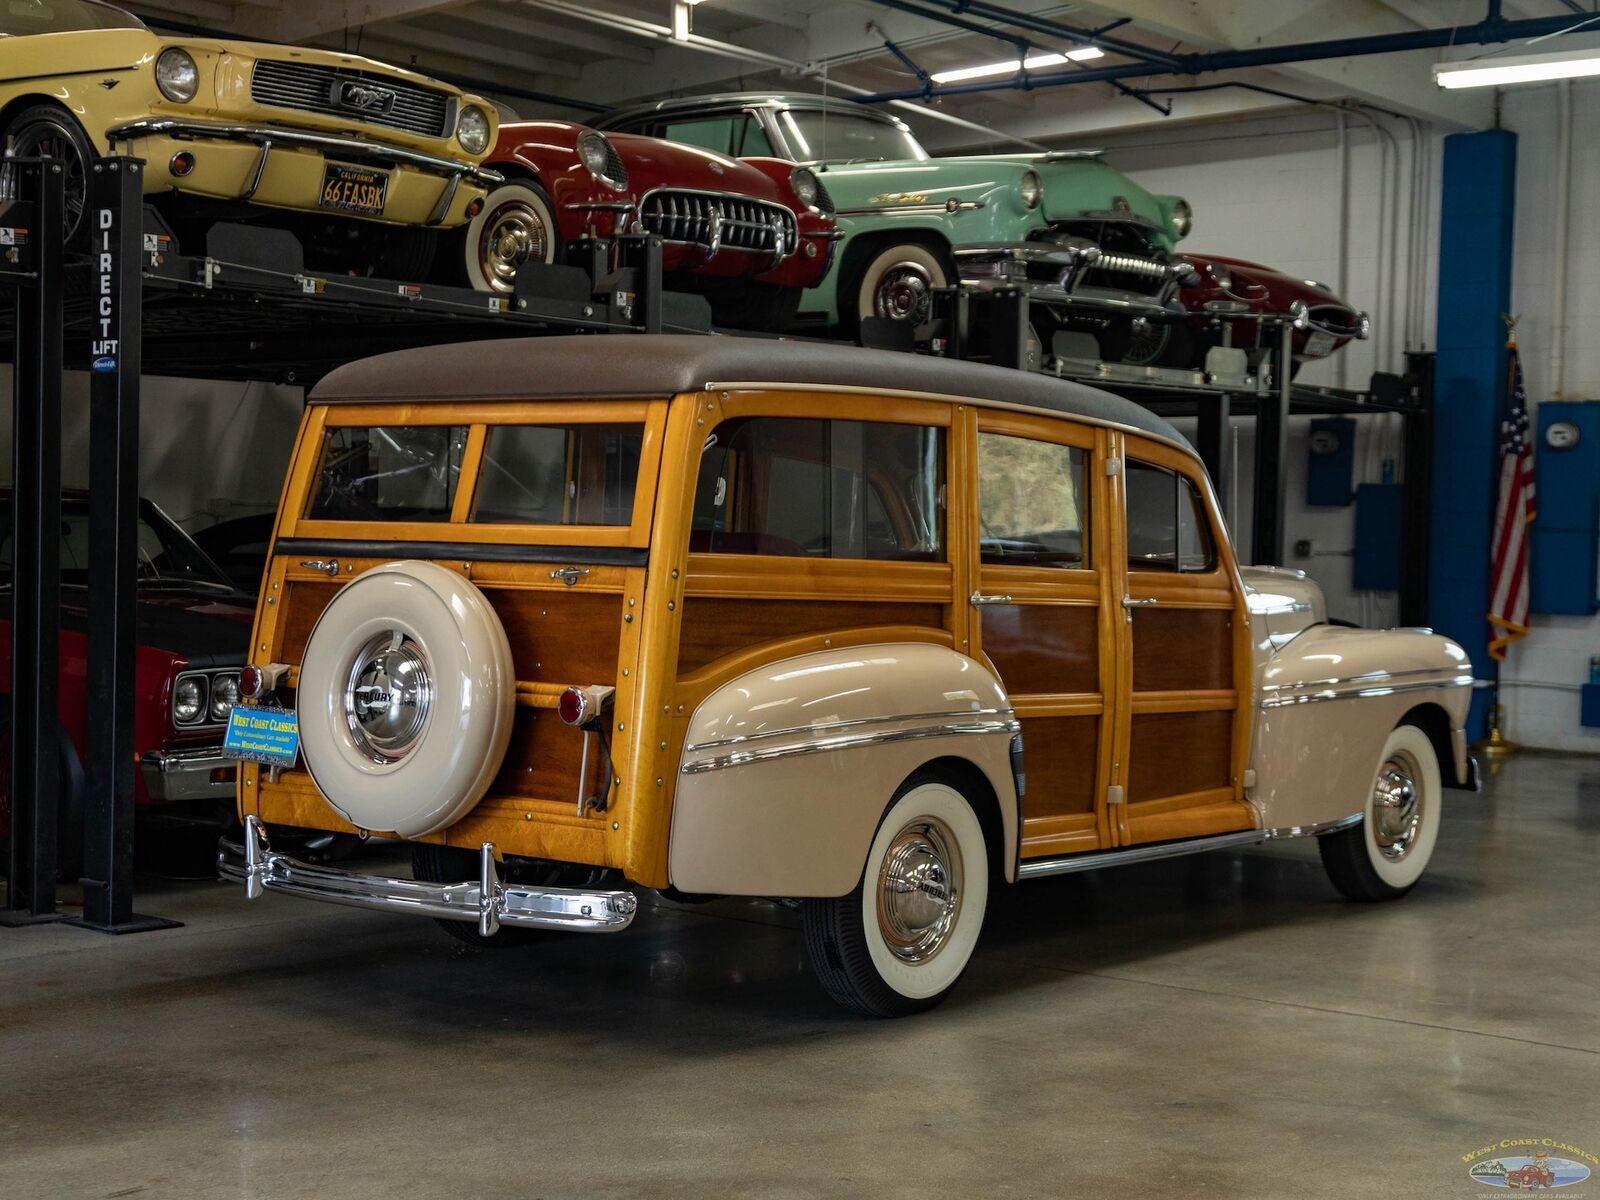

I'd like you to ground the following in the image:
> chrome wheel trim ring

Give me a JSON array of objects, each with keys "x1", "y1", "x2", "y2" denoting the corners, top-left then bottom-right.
[
  {"x1": 873, "y1": 260, "x2": 935, "y2": 324},
  {"x1": 477, "y1": 198, "x2": 550, "y2": 294},
  {"x1": 342, "y1": 631, "x2": 434, "y2": 764},
  {"x1": 876, "y1": 816, "x2": 962, "y2": 964},
  {"x1": 1371, "y1": 752, "x2": 1422, "y2": 861}
]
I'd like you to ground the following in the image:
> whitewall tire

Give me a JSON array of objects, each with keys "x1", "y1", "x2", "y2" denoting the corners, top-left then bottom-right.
[
  {"x1": 802, "y1": 776, "x2": 990, "y2": 1017},
  {"x1": 298, "y1": 561, "x2": 515, "y2": 838},
  {"x1": 854, "y1": 243, "x2": 951, "y2": 329},
  {"x1": 1318, "y1": 723, "x2": 1442, "y2": 901},
  {"x1": 464, "y1": 179, "x2": 559, "y2": 294}
]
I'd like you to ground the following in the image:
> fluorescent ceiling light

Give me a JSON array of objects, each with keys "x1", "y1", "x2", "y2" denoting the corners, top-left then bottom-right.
[
  {"x1": 930, "y1": 46, "x2": 1104, "y2": 85},
  {"x1": 1434, "y1": 46, "x2": 1600, "y2": 88}
]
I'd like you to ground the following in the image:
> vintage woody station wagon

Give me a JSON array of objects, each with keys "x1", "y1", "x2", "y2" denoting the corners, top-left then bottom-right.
[{"x1": 221, "y1": 336, "x2": 1477, "y2": 1016}]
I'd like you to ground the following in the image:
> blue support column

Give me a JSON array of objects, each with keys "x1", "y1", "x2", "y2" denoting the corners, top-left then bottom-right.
[{"x1": 1429, "y1": 129, "x2": 1516, "y2": 741}]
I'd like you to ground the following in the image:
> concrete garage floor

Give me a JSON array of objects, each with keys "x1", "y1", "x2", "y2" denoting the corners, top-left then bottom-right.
[{"x1": 3, "y1": 751, "x2": 1597, "y2": 1200}]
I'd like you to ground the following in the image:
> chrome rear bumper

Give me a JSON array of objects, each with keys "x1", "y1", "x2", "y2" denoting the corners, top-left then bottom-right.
[{"x1": 218, "y1": 815, "x2": 637, "y2": 934}]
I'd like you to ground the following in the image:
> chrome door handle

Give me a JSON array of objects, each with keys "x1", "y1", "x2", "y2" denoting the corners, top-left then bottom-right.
[
  {"x1": 299, "y1": 558, "x2": 340, "y2": 577},
  {"x1": 970, "y1": 591, "x2": 1014, "y2": 607},
  {"x1": 1122, "y1": 596, "x2": 1159, "y2": 608}
]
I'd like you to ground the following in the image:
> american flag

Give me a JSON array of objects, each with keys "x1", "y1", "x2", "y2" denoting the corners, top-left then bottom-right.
[{"x1": 1488, "y1": 336, "x2": 1535, "y2": 661}]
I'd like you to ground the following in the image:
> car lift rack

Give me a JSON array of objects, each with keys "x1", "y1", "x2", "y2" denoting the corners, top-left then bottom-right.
[{"x1": 0, "y1": 155, "x2": 1433, "y2": 931}]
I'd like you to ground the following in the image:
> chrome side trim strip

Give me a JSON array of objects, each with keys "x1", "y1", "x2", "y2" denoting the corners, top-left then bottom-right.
[
  {"x1": 1262, "y1": 664, "x2": 1466, "y2": 692},
  {"x1": 681, "y1": 718, "x2": 1021, "y2": 775},
  {"x1": 1015, "y1": 812, "x2": 1363, "y2": 880},
  {"x1": 219, "y1": 817, "x2": 637, "y2": 932},
  {"x1": 685, "y1": 707, "x2": 1011, "y2": 754},
  {"x1": 835, "y1": 200, "x2": 985, "y2": 217},
  {"x1": 1259, "y1": 674, "x2": 1474, "y2": 708}
]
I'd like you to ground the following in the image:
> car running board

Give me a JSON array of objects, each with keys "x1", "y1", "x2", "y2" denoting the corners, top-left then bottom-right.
[{"x1": 1016, "y1": 814, "x2": 1360, "y2": 881}]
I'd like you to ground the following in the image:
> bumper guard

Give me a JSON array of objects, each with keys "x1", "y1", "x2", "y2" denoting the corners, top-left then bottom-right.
[
  {"x1": 955, "y1": 241, "x2": 1185, "y2": 320},
  {"x1": 218, "y1": 815, "x2": 637, "y2": 934}
]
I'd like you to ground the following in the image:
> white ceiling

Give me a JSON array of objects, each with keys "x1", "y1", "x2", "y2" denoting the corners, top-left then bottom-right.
[{"x1": 130, "y1": 0, "x2": 1596, "y2": 144}]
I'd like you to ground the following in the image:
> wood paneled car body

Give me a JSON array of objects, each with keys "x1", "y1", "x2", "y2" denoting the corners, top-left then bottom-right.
[{"x1": 221, "y1": 337, "x2": 1477, "y2": 1016}]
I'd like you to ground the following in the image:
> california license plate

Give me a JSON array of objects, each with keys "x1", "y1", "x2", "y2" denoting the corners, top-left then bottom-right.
[
  {"x1": 223, "y1": 705, "x2": 300, "y2": 768},
  {"x1": 319, "y1": 163, "x2": 388, "y2": 217},
  {"x1": 1303, "y1": 330, "x2": 1337, "y2": 358}
]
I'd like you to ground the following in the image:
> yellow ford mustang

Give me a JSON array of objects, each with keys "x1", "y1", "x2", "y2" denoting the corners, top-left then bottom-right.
[{"x1": 0, "y1": 0, "x2": 500, "y2": 273}]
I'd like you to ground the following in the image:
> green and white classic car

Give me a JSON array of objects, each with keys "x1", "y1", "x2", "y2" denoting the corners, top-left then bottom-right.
[{"x1": 600, "y1": 93, "x2": 1193, "y2": 354}]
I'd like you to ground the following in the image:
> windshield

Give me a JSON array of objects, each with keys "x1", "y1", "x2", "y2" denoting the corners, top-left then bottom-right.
[
  {"x1": 0, "y1": 497, "x2": 232, "y2": 589},
  {"x1": 0, "y1": 0, "x2": 144, "y2": 34},
  {"x1": 778, "y1": 109, "x2": 928, "y2": 164}
]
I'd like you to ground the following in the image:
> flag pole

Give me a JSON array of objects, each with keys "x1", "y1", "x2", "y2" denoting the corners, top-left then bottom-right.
[{"x1": 1478, "y1": 313, "x2": 1523, "y2": 761}]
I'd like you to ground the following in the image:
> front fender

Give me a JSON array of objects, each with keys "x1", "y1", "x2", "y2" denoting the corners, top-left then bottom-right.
[{"x1": 669, "y1": 643, "x2": 1020, "y2": 896}]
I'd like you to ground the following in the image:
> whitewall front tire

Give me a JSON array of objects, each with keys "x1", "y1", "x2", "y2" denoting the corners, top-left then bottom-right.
[
  {"x1": 297, "y1": 561, "x2": 515, "y2": 838},
  {"x1": 1319, "y1": 723, "x2": 1442, "y2": 901},
  {"x1": 802, "y1": 776, "x2": 989, "y2": 1017},
  {"x1": 854, "y1": 243, "x2": 951, "y2": 330},
  {"x1": 464, "y1": 179, "x2": 559, "y2": 294}
]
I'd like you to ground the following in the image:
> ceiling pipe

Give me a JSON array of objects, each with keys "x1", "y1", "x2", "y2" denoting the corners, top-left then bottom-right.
[
  {"x1": 882, "y1": 0, "x2": 1185, "y2": 70},
  {"x1": 850, "y1": 7, "x2": 1593, "y2": 103}
]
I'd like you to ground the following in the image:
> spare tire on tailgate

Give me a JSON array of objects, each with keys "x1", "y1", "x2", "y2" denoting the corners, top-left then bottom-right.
[{"x1": 297, "y1": 561, "x2": 515, "y2": 838}]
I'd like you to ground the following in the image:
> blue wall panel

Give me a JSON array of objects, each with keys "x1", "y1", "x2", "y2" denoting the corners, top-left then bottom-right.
[
  {"x1": 1530, "y1": 401, "x2": 1600, "y2": 615},
  {"x1": 1353, "y1": 483, "x2": 1403, "y2": 591},
  {"x1": 1429, "y1": 129, "x2": 1517, "y2": 741}
]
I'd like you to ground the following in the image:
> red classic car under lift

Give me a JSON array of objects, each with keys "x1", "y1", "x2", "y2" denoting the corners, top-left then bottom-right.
[{"x1": 1, "y1": 154, "x2": 1433, "y2": 933}]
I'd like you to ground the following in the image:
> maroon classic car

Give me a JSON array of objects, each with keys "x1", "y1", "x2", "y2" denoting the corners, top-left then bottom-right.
[
  {"x1": 0, "y1": 494, "x2": 251, "y2": 868},
  {"x1": 1125, "y1": 253, "x2": 1369, "y2": 377},
  {"x1": 455, "y1": 120, "x2": 838, "y2": 329}
]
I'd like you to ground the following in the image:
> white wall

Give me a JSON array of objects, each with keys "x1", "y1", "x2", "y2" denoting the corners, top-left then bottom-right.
[
  {"x1": 1497, "y1": 81, "x2": 1600, "y2": 753},
  {"x1": 0, "y1": 367, "x2": 303, "y2": 532}
]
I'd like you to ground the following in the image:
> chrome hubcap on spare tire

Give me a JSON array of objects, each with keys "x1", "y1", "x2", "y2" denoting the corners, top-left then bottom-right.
[
  {"x1": 478, "y1": 199, "x2": 550, "y2": 293},
  {"x1": 874, "y1": 262, "x2": 934, "y2": 324},
  {"x1": 876, "y1": 817, "x2": 962, "y2": 963},
  {"x1": 1372, "y1": 755, "x2": 1422, "y2": 860},
  {"x1": 344, "y1": 631, "x2": 433, "y2": 762}
]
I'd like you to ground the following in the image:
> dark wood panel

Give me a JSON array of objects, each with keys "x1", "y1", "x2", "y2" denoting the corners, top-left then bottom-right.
[
  {"x1": 1020, "y1": 715, "x2": 1099, "y2": 819},
  {"x1": 676, "y1": 598, "x2": 945, "y2": 674},
  {"x1": 1127, "y1": 710, "x2": 1234, "y2": 803},
  {"x1": 981, "y1": 603, "x2": 1098, "y2": 697},
  {"x1": 493, "y1": 706, "x2": 590, "y2": 804},
  {"x1": 1132, "y1": 607, "x2": 1233, "y2": 692},
  {"x1": 278, "y1": 580, "x2": 339, "y2": 662},
  {"x1": 489, "y1": 589, "x2": 623, "y2": 684}
]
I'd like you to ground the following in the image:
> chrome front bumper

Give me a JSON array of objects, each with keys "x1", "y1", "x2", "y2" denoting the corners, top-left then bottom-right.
[
  {"x1": 955, "y1": 241, "x2": 1184, "y2": 320},
  {"x1": 106, "y1": 118, "x2": 504, "y2": 187},
  {"x1": 218, "y1": 816, "x2": 638, "y2": 934},
  {"x1": 141, "y1": 747, "x2": 236, "y2": 803}
]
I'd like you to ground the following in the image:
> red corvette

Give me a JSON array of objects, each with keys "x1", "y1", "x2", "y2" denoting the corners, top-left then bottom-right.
[
  {"x1": 0, "y1": 493, "x2": 252, "y2": 863},
  {"x1": 1126, "y1": 253, "x2": 1369, "y2": 377},
  {"x1": 455, "y1": 120, "x2": 839, "y2": 329}
]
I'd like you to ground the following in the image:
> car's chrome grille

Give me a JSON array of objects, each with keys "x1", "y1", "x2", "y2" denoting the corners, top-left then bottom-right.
[
  {"x1": 639, "y1": 190, "x2": 797, "y2": 256},
  {"x1": 250, "y1": 60, "x2": 453, "y2": 139}
]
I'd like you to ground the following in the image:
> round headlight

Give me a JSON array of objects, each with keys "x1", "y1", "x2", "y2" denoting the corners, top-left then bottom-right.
[
  {"x1": 173, "y1": 676, "x2": 205, "y2": 724},
  {"x1": 789, "y1": 166, "x2": 820, "y2": 209},
  {"x1": 210, "y1": 672, "x2": 240, "y2": 721},
  {"x1": 155, "y1": 48, "x2": 199, "y2": 104},
  {"x1": 1171, "y1": 198, "x2": 1193, "y2": 238},
  {"x1": 576, "y1": 130, "x2": 626, "y2": 191},
  {"x1": 457, "y1": 105, "x2": 490, "y2": 156},
  {"x1": 1018, "y1": 170, "x2": 1042, "y2": 210}
]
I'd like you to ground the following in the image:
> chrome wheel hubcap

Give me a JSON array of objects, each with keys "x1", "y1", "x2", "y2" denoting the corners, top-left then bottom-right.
[
  {"x1": 876, "y1": 817, "x2": 962, "y2": 963},
  {"x1": 478, "y1": 199, "x2": 549, "y2": 293},
  {"x1": 874, "y1": 261, "x2": 934, "y2": 324},
  {"x1": 1372, "y1": 754, "x2": 1422, "y2": 860},
  {"x1": 344, "y1": 631, "x2": 433, "y2": 762}
]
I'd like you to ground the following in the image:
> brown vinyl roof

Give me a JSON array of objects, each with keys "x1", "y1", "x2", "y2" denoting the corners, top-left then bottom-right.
[{"x1": 311, "y1": 335, "x2": 1189, "y2": 450}]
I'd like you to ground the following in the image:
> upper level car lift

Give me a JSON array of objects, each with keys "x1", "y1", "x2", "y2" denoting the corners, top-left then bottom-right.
[{"x1": 1, "y1": 154, "x2": 1433, "y2": 932}]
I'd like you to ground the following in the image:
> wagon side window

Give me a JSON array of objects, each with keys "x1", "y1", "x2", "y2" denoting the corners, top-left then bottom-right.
[
  {"x1": 472, "y1": 423, "x2": 644, "y2": 526},
  {"x1": 977, "y1": 433, "x2": 1088, "y2": 568},
  {"x1": 1125, "y1": 460, "x2": 1216, "y2": 573},
  {"x1": 307, "y1": 425, "x2": 467, "y2": 522},
  {"x1": 692, "y1": 417, "x2": 944, "y2": 561}
]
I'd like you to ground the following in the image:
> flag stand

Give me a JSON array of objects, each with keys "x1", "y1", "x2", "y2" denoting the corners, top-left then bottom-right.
[{"x1": 1477, "y1": 703, "x2": 1522, "y2": 760}]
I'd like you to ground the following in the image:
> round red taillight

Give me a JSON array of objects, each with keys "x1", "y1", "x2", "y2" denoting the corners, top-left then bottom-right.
[
  {"x1": 557, "y1": 686, "x2": 587, "y2": 727},
  {"x1": 169, "y1": 151, "x2": 196, "y2": 177},
  {"x1": 239, "y1": 664, "x2": 264, "y2": 699}
]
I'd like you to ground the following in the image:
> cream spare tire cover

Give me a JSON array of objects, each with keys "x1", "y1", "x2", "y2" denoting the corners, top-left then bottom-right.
[{"x1": 298, "y1": 560, "x2": 515, "y2": 838}]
